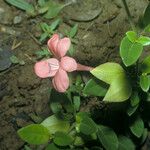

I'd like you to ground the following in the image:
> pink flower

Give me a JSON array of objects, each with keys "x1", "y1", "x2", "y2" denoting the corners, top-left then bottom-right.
[{"x1": 34, "y1": 34, "x2": 93, "y2": 92}]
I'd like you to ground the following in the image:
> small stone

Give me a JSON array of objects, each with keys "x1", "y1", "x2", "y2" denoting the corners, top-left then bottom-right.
[{"x1": 13, "y1": 16, "x2": 22, "y2": 24}]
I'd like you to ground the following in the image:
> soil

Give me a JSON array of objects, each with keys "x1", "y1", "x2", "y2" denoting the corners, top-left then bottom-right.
[{"x1": 0, "y1": 0, "x2": 150, "y2": 149}]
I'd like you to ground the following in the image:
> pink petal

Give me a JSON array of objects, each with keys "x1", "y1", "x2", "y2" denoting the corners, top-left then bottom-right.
[
  {"x1": 56, "y1": 38, "x2": 71, "y2": 57},
  {"x1": 47, "y1": 34, "x2": 59, "y2": 57},
  {"x1": 52, "y1": 68, "x2": 69, "y2": 92},
  {"x1": 60, "y1": 56, "x2": 77, "y2": 72},
  {"x1": 34, "y1": 58, "x2": 59, "y2": 78}
]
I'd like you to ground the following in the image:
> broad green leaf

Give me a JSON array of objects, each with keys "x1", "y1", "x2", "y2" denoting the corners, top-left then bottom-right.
[
  {"x1": 38, "y1": 0, "x2": 46, "y2": 7},
  {"x1": 126, "y1": 31, "x2": 138, "y2": 42},
  {"x1": 136, "y1": 36, "x2": 150, "y2": 46},
  {"x1": 45, "y1": 143, "x2": 59, "y2": 150},
  {"x1": 41, "y1": 115, "x2": 70, "y2": 134},
  {"x1": 17, "y1": 124, "x2": 50, "y2": 145},
  {"x1": 69, "y1": 24, "x2": 78, "y2": 38},
  {"x1": 5, "y1": 0, "x2": 35, "y2": 15},
  {"x1": 73, "y1": 96, "x2": 80, "y2": 111},
  {"x1": 91, "y1": 63, "x2": 132, "y2": 102},
  {"x1": 118, "y1": 136, "x2": 135, "y2": 150},
  {"x1": 50, "y1": 19, "x2": 60, "y2": 31},
  {"x1": 97, "y1": 125, "x2": 118, "y2": 150},
  {"x1": 120, "y1": 36, "x2": 143, "y2": 66},
  {"x1": 143, "y1": 2, "x2": 150, "y2": 27},
  {"x1": 141, "y1": 56, "x2": 150, "y2": 74},
  {"x1": 53, "y1": 132, "x2": 73, "y2": 146},
  {"x1": 140, "y1": 74, "x2": 150, "y2": 92},
  {"x1": 83, "y1": 79, "x2": 107, "y2": 97},
  {"x1": 129, "y1": 116, "x2": 144, "y2": 138},
  {"x1": 79, "y1": 116, "x2": 98, "y2": 135}
]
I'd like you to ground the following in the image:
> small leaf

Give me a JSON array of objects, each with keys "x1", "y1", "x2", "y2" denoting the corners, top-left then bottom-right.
[
  {"x1": 44, "y1": 1, "x2": 64, "y2": 19},
  {"x1": 127, "y1": 104, "x2": 139, "y2": 116},
  {"x1": 50, "y1": 19, "x2": 60, "y2": 31},
  {"x1": 39, "y1": 33, "x2": 49, "y2": 42},
  {"x1": 141, "y1": 56, "x2": 150, "y2": 74},
  {"x1": 143, "y1": 2, "x2": 150, "y2": 27},
  {"x1": 5, "y1": 0, "x2": 35, "y2": 15},
  {"x1": 45, "y1": 143, "x2": 59, "y2": 150},
  {"x1": 130, "y1": 92, "x2": 140, "y2": 107},
  {"x1": 91, "y1": 63, "x2": 132, "y2": 102},
  {"x1": 136, "y1": 36, "x2": 150, "y2": 46},
  {"x1": 97, "y1": 125, "x2": 118, "y2": 150},
  {"x1": 140, "y1": 74, "x2": 150, "y2": 92},
  {"x1": 120, "y1": 36, "x2": 143, "y2": 66},
  {"x1": 79, "y1": 117, "x2": 98, "y2": 135},
  {"x1": 118, "y1": 136, "x2": 135, "y2": 150},
  {"x1": 83, "y1": 79, "x2": 107, "y2": 97},
  {"x1": 41, "y1": 115, "x2": 70, "y2": 134},
  {"x1": 53, "y1": 132, "x2": 73, "y2": 146},
  {"x1": 69, "y1": 24, "x2": 78, "y2": 38},
  {"x1": 24, "y1": 145, "x2": 32, "y2": 150},
  {"x1": 144, "y1": 24, "x2": 150, "y2": 32},
  {"x1": 73, "y1": 96, "x2": 80, "y2": 111},
  {"x1": 126, "y1": 31, "x2": 138, "y2": 42},
  {"x1": 18, "y1": 124, "x2": 50, "y2": 145},
  {"x1": 129, "y1": 116, "x2": 144, "y2": 138}
]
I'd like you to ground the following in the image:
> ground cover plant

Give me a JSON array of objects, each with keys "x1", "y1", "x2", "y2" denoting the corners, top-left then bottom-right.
[{"x1": 1, "y1": 0, "x2": 150, "y2": 149}]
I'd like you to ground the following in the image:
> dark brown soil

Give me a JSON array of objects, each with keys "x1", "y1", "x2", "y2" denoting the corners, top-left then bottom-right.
[{"x1": 0, "y1": 0, "x2": 149, "y2": 149}]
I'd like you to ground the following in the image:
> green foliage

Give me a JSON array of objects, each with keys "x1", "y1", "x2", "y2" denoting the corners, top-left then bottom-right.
[
  {"x1": 17, "y1": 124, "x2": 50, "y2": 145},
  {"x1": 41, "y1": 115, "x2": 70, "y2": 134},
  {"x1": 143, "y1": 2, "x2": 150, "y2": 27},
  {"x1": 5, "y1": 0, "x2": 35, "y2": 15},
  {"x1": 97, "y1": 125, "x2": 118, "y2": 150},
  {"x1": 73, "y1": 96, "x2": 80, "y2": 111},
  {"x1": 53, "y1": 132, "x2": 73, "y2": 146},
  {"x1": 83, "y1": 79, "x2": 107, "y2": 97},
  {"x1": 129, "y1": 116, "x2": 144, "y2": 138},
  {"x1": 136, "y1": 36, "x2": 150, "y2": 46},
  {"x1": 91, "y1": 63, "x2": 132, "y2": 102},
  {"x1": 45, "y1": 143, "x2": 59, "y2": 150},
  {"x1": 140, "y1": 74, "x2": 150, "y2": 92},
  {"x1": 35, "y1": 48, "x2": 51, "y2": 59},
  {"x1": 118, "y1": 136, "x2": 135, "y2": 150},
  {"x1": 141, "y1": 56, "x2": 150, "y2": 74},
  {"x1": 120, "y1": 36, "x2": 143, "y2": 66},
  {"x1": 126, "y1": 31, "x2": 138, "y2": 42},
  {"x1": 66, "y1": 24, "x2": 78, "y2": 38},
  {"x1": 10, "y1": 55, "x2": 25, "y2": 65}
]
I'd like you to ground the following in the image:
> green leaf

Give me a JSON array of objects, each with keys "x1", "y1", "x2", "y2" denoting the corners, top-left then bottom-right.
[
  {"x1": 118, "y1": 136, "x2": 135, "y2": 150},
  {"x1": 120, "y1": 36, "x2": 143, "y2": 66},
  {"x1": 130, "y1": 92, "x2": 140, "y2": 107},
  {"x1": 50, "y1": 19, "x2": 60, "y2": 31},
  {"x1": 136, "y1": 36, "x2": 150, "y2": 46},
  {"x1": 129, "y1": 116, "x2": 144, "y2": 138},
  {"x1": 17, "y1": 124, "x2": 50, "y2": 145},
  {"x1": 91, "y1": 63, "x2": 132, "y2": 102},
  {"x1": 141, "y1": 56, "x2": 150, "y2": 74},
  {"x1": 144, "y1": 24, "x2": 150, "y2": 32},
  {"x1": 43, "y1": 1, "x2": 64, "y2": 19},
  {"x1": 73, "y1": 96, "x2": 80, "y2": 111},
  {"x1": 127, "y1": 104, "x2": 139, "y2": 116},
  {"x1": 69, "y1": 24, "x2": 78, "y2": 38},
  {"x1": 97, "y1": 125, "x2": 118, "y2": 150},
  {"x1": 45, "y1": 143, "x2": 59, "y2": 150},
  {"x1": 53, "y1": 132, "x2": 73, "y2": 146},
  {"x1": 10, "y1": 55, "x2": 25, "y2": 65},
  {"x1": 140, "y1": 74, "x2": 150, "y2": 92},
  {"x1": 126, "y1": 31, "x2": 138, "y2": 42},
  {"x1": 5, "y1": 0, "x2": 35, "y2": 15},
  {"x1": 79, "y1": 117, "x2": 98, "y2": 135},
  {"x1": 83, "y1": 79, "x2": 107, "y2": 97},
  {"x1": 143, "y1": 2, "x2": 150, "y2": 27},
  {"x1": 41, "y1": 115, "x2": 70, "y2": 134},
  {"x1": 24, "y1": 145, "x2": 32, "y2": 150},
  {"x1": 39, "y1": 33, "x2": 49, "y2": 42}
]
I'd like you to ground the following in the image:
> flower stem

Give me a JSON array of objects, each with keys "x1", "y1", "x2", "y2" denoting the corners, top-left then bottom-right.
[
  {"x1": 77, "y1": 64, "x2": 93, "y2": 71},
  {"x1": 122, "y1": 0, "x2": 136, "y2": 31}
]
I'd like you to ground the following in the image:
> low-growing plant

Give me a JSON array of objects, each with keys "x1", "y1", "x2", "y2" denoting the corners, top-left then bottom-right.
[{"x1": 17, "y1": 1, "x2": 150, "y2": 150}]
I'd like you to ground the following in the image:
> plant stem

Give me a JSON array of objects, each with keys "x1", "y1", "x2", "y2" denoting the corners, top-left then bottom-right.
[{"x1": 121, "y1": 0, "x2": 136, "y2": 31}]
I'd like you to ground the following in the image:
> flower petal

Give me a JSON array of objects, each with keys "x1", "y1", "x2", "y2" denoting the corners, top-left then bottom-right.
[
  {"x1": 47, "y1": 34, "x2": 59, "y2": 57},
  {"x1": 56, "y1": 37, "x2": 71, "y2": 57},
  {"x1": 52, "y1": 68, "x2": 69, "y2": 92},
  {"x1": 60, "y1": 56, "x2": 77, "y2": 72},
  {"x1": 34, "y1": 58, "x2": 59, "y2": 78}
]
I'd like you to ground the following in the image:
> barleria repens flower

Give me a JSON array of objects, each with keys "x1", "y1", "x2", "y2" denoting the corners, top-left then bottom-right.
[{"x1": 34, "y1": 34, "x2": 93, "y2": 92}]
